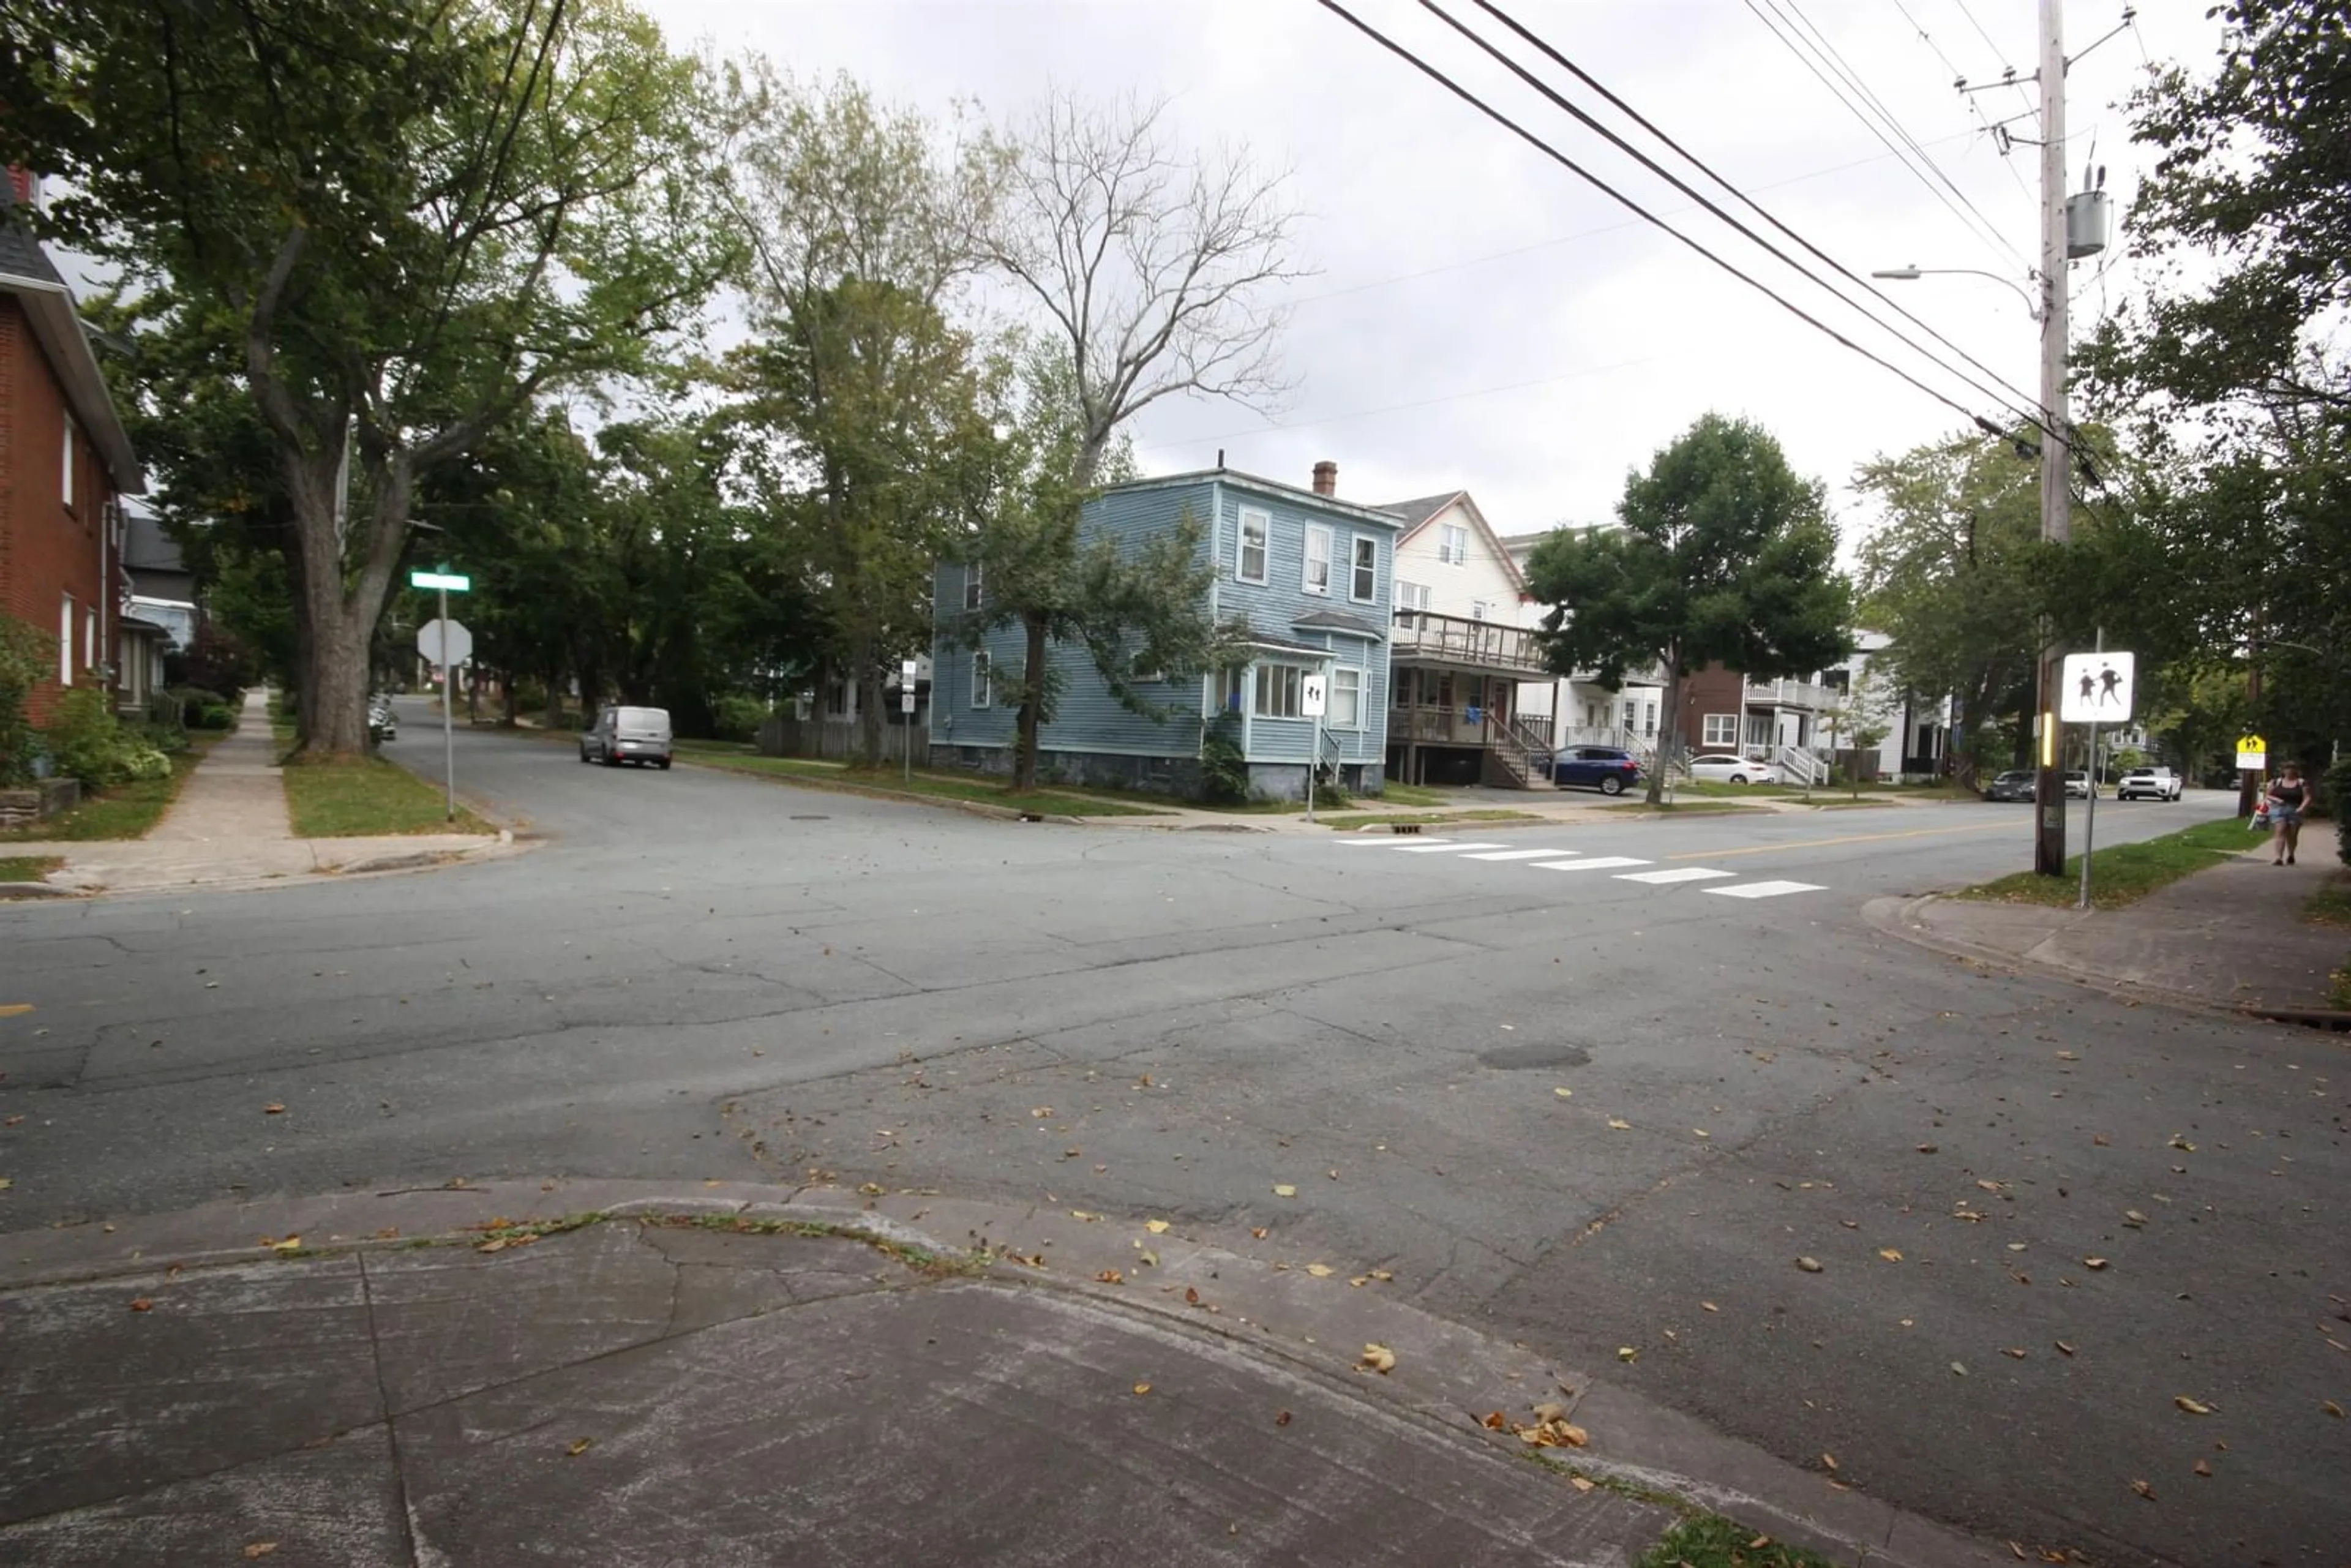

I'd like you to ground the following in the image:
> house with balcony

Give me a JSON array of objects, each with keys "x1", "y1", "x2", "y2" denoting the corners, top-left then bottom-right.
[
  {"x1": 1, "y1": 171, "x2": 145, "y2": 727},
  {"x1": 928, "y1": 462, "x2": 1400, "y2": 800},
  {"x1": 1377, "y1": 493, "x2": 1559, "y2": 787}
]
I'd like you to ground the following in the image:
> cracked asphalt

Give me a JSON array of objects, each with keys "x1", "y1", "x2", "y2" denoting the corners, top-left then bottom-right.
[{"x1": 2, "y1": 712, "x2": 2343, "y2": 1567}]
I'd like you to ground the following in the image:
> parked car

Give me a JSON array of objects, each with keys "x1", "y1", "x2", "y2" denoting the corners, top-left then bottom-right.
[
  {"x1": 2064, "y1": 770, "x2": 2094, "y2": 798},
  {"x1": 1984, "y1": 768, "x2": 2035, "y2": 802},
  {"x1": 2115, "y1": 765, "x2": 2183, "y2": 801},
  {"x1": 580, "y1": 705, "x2": 674, "y2": 769},
  {"x1": 1551, "y1": 745, "x2": 1641, "y2": 795},
  {"x1": 1687, "y1": 752, "x2": 1778, "y2": 786},
  {"x1": 367, "y1": 697, "x2": 396, "y2": 743}
]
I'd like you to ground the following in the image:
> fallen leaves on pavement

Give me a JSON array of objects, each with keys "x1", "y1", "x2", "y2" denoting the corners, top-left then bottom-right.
[
  {"x1": 1094, "y1": 1270, "x2": 1123, "y2": 1285},
  {"x1": 263, "y1": 1103, "x2": 285, "y2": 1115},
  {"x1": 566, "y1": 1438, "x2": 593, "y2": 1457},
  {"x1": 1272, "y1": 1185, "x2": 1297, "y2": 1198},
  {"x1": 2174, "y1": 1395, "x2": 2214, "y2": 1415},
  {"x1": 1607, "y1": 1118, "x2": 1631, "y2": 1131},
  {"x1": 1878, "y1": 1248, "x2": 1903, "y2": 1263},
  {"x1": 2131, "y1": 1479, "x2": 2156, "y2": 1501},
  {"x1": 1796, "y1": 1256, "x2": 1823, "y2": 1273},
  {"x1": 1144, "y1": 1219, "x2": 1170, "y2": 1234},
  {"x1": 1359, "y1": 1343, "x2": 1396, "y2": 1374},
  {"x1": 128, "y1": 1298, "x2": 153, "y2": 1312}
]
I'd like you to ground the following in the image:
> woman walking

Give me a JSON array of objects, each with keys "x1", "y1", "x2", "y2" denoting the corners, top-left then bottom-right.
[{"x1": 2265, "y1": 763, "x2": 2308, "y2": 865}]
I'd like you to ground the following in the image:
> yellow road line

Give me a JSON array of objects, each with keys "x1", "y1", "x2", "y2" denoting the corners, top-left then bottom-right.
[
  {"x1": 1667, "y1": 820, "x2": 2020, "y2": 861},
  {"x1": 0, "y1": 1003, "x2": 34, "y2": 1018}
]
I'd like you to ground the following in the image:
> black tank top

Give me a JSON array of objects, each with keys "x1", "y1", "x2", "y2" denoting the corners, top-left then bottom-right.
[{"x1": 2273, "y1": 781, "x2": 2305, "y2": 806}]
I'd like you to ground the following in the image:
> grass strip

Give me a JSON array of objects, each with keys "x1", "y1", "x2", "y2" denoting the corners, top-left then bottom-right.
[
  {"x1": 1319, "y1": 809, "x2": 1544, "y2": 830},
  {"x1": 1597, "y1": 800, "x2": 1771, "y2": 815},
  {"x1": 0, "y1": 855, "x2": 62, "y2": 881},
  {"x1": 1634, "y1": 1514, "x2": 1839, "y2": 1568},
  {"x1": 686, "y1": 754, "x2": 1164, "y2": 817},
  {"x1": 1376, "y1": 781, "x2": 1452, "y2": 808},
  {"x1": 283, "y1": 754, "x2": 490, "y2": 836},
  {"x1": 2303, "y1": 877, "x2": 2351, "y2": 928},
  {"x1": 0, "y1": 736, "x2": 222, "y2": 843},
  {"x1": 1955, "y1": 816, "x2": 2254, "y2": 910}
]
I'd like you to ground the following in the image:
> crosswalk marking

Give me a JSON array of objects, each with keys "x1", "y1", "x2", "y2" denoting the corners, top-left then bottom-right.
[
  {"x1": 1703, "y1": 879, "x2": 1826, "y2": 899},
  {"x1": 1460, "y1": 848, "x2": 1580, "y2": 861},
  {"x1": 1390, "y1": 841, "x2": 1510, "y2": 853},
  {"x1": 1531, "y1": 856, "x2": 1651, "y2": 872},
  {"x1": 1615, "y1": 867, "x2": 1735, "y2": 885}
]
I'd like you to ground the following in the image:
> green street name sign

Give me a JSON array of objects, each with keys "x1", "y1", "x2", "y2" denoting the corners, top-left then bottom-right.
[{"x1": 410, "y1": 570, "x2": 471, "y2": 591}]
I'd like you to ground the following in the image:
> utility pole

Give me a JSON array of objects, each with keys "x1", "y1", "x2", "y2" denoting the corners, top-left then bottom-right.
[{"x1": 2032, "y1": 0, "x2": 2072, "y2": 877}]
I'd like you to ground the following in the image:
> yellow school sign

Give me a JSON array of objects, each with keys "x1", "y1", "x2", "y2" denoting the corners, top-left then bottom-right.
[{"x1": 2236, "y1": 734, "x2": 2267, "y2": 771}]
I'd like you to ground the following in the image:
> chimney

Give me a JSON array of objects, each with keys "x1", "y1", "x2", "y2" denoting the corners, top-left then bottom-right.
[{"x1": 1311, "y1": 460, "x2": 1337, "y2": 497}]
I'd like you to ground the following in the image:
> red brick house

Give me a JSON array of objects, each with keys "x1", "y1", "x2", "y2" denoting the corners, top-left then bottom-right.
[{"x1": 1, "y1": 170, "x2": 145, "y2": 724}]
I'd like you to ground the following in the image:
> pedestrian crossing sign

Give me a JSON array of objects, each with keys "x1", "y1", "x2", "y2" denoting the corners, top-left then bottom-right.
[
  {"x1": 2237, "y1": 735, "x2": 2266, "y2": 770},
  {"x1": 2058, "y1": 651, "x2": 2135, "y2": 723}
]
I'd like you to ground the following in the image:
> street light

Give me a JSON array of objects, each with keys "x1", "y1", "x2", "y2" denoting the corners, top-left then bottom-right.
[{"x1": 1871, "y1": 265, "x2": 2042, "y2": 321}]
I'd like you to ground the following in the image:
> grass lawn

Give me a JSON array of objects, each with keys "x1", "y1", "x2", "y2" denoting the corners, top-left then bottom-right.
[
  {"x1": 0, "y1": 735, "x2": 223, "y2": 843},
  {"x1": 684, "y1": 754, "x2": 1166, "y2": 818},
  {"x1": 2305, "y1": 875, "x2": 2351, "y2": 928},
  {"x1": 1597, "y1": 799, "x2": 1770, "y2": 815},
  {"x1": 1634, "y1": 1514, "x2": 1837, "y2": 1568},
  {"x1": 1678, "y1": 779, "x2": 1802, "y2": 798},
  {"x1": 1955, "y1": 815, "x2": 2255, "y2": 910},
  {"x1": 1375, "y1": 781, "x2": 1453, "y2": 808},
  {"x1": 1319, "y1": 808, "x2": 1545, "y2": 830},
  {"x1": 283, "y1": 755, "x2": 490, "y2": 836},
  {"x1": 0, "y1": 855, "x2": 61, "y2": 882}
]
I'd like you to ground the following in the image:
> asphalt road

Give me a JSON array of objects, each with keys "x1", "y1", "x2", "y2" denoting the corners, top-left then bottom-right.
[{"x1": 2, "y1": 710, "x2": 2341, "y2": 1567}]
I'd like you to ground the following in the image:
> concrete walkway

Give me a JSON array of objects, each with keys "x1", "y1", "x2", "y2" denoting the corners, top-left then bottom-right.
[
  {"x1": 0, "y1": 1179, "x2": 2009, "y2": 1567},
  {"x1": 1873, "y1": 833, "x2": 2349, "y2": 1018},
  {"x1": 4, "y1": 692, "x2": 514, "y2": 897}
]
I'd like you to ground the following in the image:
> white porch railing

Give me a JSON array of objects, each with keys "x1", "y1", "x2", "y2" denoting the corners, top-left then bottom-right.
[
  {"x1": 1774, "y1": 745, "x2": 1830, "y2": 787},
  {"x1": 1745, "y1": 679, "x2": 1837, "y2": 710}
]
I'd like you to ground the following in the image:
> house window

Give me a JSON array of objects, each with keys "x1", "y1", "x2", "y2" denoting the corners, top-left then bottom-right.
[
  {"x1": 1439, "y1": 524, "x2": 1467, "y2": 565},
  {"x1": 1622, "y1": 699, "x2": 1638, "y2": 730},
  {"x1": 1209, "y1": 666, "x2": 1245, "y2": 716},
  {"x1": 1471, "y1": 599, "x2": 1491, "y2": 621},
  {"x1": 1644, "y1": 701, "x2": 1658, "y2": 735},
  {"x1": 61, "y1": 419, "x2": 76, "y2": 510},
  {"x1": 1237, "y1": 508, "x2": 1269, "y2": 584},
  {"x1": 1397, "y1": 581, "x2": 1431, "y2": 611},
  {"x1": 1701, "y1": 713, "x2": 1737, "y2": 747},
  {"x1": 59, "y1": 595, "x2": 73, "y2": 685},
  {"x1": 1330, "y1": 667, "x2": 1363, "y2": 729},
  {"x1": 1302, "y1": 524, "x2": 1331, "y2": 595},
  {"x1": 1254, "y1": 663, "x2": 1303, "y2": 719},
  {"x1": 85, "y1": 609, "x2": 96, "y2": 673},
  {"x1": 964, "y1": 562, "x2": 984, "y2": 611},
  {"x1": 1351, "y1": 537, "x2": 1376, "y2": 602},
  {"x1": 972, "y1": 650, "x2": 993, "y2": 710}
]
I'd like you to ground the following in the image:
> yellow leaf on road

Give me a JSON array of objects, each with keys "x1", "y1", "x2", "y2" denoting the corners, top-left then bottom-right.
[
  {"x1": 243, "y1": 1546, "x2": 279, "y2": 1561},
  {"x1": 1272, "y1": 1185, "x2": 1297, "y2": 1198},
  {"x1": 1306, "y1": 1264, "x2": 1334, "y2": 1278},
  {"x1": 1133, "y1": 1382, "x2": 1152, "y2": 1396},
  {"x1": 2322, "y1": 1400, "x2": 2344, "y2": 1419},
  {"x1": 263, "y1": 1103, "x2": 286, "y2": 1115},
  {"x1": 1554, "y1": 1087, "x2": 1573, "y2": 1098},
  {"x1": 2174, "y1": 1395, "x2": 2214, "y2": 1416},
  {"x1": 1145, "y1": 1219, "x2": 1170, "y2": 1234},
  {"x1": 1879, "y1": 1248, "x2": 1904, "y2": 1262},
  {"x1": 1617, "y1": 1346, "x2": 1638, "y2": 1362},
  {"x1": 1607, "y1": 1118, "x2": 1631, "y2": 1130},
  {"x1": 1569, "y1": 1475, "x2": 1595, "y2": 1492},
  {"x1": 2131, "y1": 1478, "x2": 2156, "y2": 1501},
  {"x1": 1360, "y1": 1343, "x2": 1397, "y2": 1373},
  {"x1": 566, "y1": 1438, "x2": 593, "y2": 1457},
  {"x1": 2083, "y1": 1256, "x2": 2110, "y2": 1270}
]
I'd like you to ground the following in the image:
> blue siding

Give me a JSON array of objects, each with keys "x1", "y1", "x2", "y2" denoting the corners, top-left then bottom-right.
[{"x1": 928, "y1": 471, "x2": 1400, "y2": 785}]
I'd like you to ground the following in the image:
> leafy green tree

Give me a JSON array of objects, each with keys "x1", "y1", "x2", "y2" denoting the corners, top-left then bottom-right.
[
  {"x1": 948, "y1": 355, "x2": 1228, "y2": 790},
  {"x1": 1526, "y1": 414, "x2": 1852, "y2": 806},
  {"x1": 720, "y1": 76, "x2": 997, "y2": 766},
  {"x1": 7, "y1": 0, "x2": 738, "y2": 754}
]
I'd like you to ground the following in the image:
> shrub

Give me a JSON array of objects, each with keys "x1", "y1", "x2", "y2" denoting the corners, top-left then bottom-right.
[
  {"x1": 0, "y1": 618, "x2": 49, "y2": 787},
  {"x1": 195, "y1": 703, "x2": 236, "y2": 730},
  {"x1": 2330, "y1": 756, "x2": 2351, "y2": 867},
  {"x1": 1198, "y1": 714, "x2": 1248, "y2": 804},
  {"x1": 711, "y1": 694, "x2": 770, "y2": 743},
  {"x1": 44, "y1": 689, "x2": 171, "y2": 788}
]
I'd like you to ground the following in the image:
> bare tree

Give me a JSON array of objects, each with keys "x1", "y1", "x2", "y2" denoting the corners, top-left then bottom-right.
[{"x1": 986, "y1": 91, "x2": 1309, "y2": 489}]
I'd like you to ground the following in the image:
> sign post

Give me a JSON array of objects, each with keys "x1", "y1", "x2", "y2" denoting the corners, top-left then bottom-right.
[
  {"x1": 901, "y1": 659, "x2": 919, "y2": 785},
  {"x1": 411, "y1": 569, "x2": 471, "y2": 822},
  {"x1": 1301, "y1": 673, "x2": 1329, "y2": 823},
  {"x1": 2058, "y1": 644, "x2": 2133, "y2": 909}
]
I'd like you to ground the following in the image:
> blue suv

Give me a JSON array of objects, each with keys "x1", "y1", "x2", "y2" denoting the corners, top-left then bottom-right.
[{"x1": 1551, "y1": 745, "x2": 1642, "y2": 795}]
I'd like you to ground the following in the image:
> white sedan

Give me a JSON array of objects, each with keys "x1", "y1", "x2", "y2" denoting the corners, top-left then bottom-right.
[{"x1": 1688, "y1": 753, "x2": 1779, "y2": 785}]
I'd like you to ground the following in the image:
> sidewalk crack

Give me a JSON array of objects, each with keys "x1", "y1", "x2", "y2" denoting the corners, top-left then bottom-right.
[{"x1": 356, "y1": 1251, "x2": 425, "y2": 1566}]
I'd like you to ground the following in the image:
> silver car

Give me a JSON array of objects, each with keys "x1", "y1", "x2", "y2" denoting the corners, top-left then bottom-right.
[
  {"x1": 580, "y1": 705, "x2": 673, "y2": 770},
  {"x1": 1687, "y1": 752, "x2": 1779, "y2": 785}
]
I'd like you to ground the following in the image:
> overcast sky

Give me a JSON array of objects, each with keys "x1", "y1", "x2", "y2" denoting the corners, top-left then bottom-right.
[{"x1": 659, "y1": 1, "x2": 2211, "y2": 544}]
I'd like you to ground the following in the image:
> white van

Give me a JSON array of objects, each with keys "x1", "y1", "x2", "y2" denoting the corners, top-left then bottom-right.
[{"x1": 580, "y1": 705, "x2": 673, "y2": 770}]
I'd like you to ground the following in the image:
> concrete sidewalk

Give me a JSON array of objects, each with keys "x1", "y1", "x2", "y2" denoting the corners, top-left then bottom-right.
[
  {"x1": 0, "y1": 1178, "x2": 2009, "y2": 1567},
  {"x1": 1872, "y1": 832, "x2": 2349, "y2": 1019},
  {"x1": 3, "y1": 692, "x2": 515, "y2": 898}
]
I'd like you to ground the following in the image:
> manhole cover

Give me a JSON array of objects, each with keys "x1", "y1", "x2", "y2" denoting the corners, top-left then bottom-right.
[{"x1": 1478, "y1": 1041, "x2": 1594, "y2": 1071}]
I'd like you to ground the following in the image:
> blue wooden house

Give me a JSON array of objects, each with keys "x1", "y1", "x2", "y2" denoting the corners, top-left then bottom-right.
[{"x1": 928, "y1": 462, "x2": 1400, "y2": 800}]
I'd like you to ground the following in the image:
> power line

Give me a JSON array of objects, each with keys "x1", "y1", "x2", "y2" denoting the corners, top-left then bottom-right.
[
  {"x1": 1746, "y1": 0, "x2": 2031, "y2": 272},
  {"x1": 1888, "y1": 0, "x2": 2039, "y2": 208},
  {"x1": 1163, "y1": 352, "x2": 1681, "y2": 449},
  {"x1": 1310, "y1": 0, "x2": 2022, "y2": 440},
  {"x1": 1286, "y1": 127, "x2": 1983, "y2": 310},
  {"x1": 1461, "y1": 0, "x2": 2050, "y2": 432}
]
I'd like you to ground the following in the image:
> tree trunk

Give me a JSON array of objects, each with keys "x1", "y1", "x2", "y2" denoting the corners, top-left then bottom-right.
[
  {"x1": 1014, "y1": 610, "x2": 1049, "y2": 791},
  {"x1": 847, "y1": 629, "x2": 882, "y2": 767},
  {"x1": 1649, "y1": 643, "x2": 1683, "y2": 806},
  {"x1": 283, "y1": 442, "x2": 410, "y2": 757},
  {"x1": 545, "y1": 663, "x2": 567, "y2": 730}
]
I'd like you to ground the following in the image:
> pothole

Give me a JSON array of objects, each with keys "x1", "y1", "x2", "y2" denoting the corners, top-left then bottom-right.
[{"x1": 1478, "y1": 1041, "x2": 1594, "y2": 1071}]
